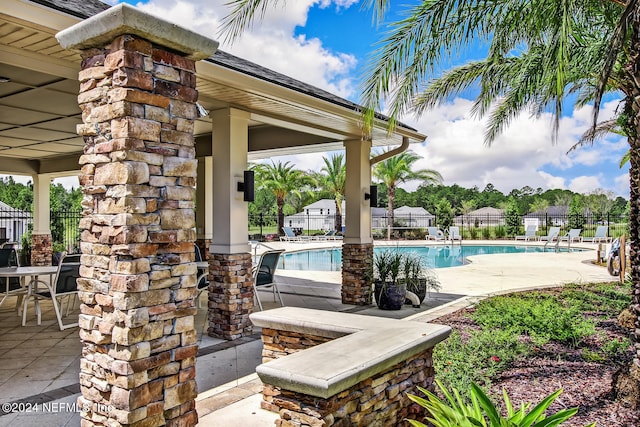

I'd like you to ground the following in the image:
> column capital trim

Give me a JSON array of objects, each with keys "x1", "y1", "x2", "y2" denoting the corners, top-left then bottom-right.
[{"x1": 56, "y1": 3, "x2": 219, "y2": 60}]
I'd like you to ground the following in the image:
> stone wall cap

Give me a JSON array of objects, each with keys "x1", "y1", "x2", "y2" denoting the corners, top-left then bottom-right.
[
  {"x1": 253, "y1": 307, "x2": 452, "y2": 398},
  {"x1": 56, "y1": 3, "x2": 218, "y2": 60}
]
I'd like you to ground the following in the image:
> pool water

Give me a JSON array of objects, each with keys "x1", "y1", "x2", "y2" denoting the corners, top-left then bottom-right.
[{"x1": 278, "y1": 245, "x2": 585, "y2": 271}]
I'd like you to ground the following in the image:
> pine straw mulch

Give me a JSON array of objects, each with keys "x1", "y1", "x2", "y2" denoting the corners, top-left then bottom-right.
[{"x1": 432, "y1": 287, "x2": 640, "y2": 427}]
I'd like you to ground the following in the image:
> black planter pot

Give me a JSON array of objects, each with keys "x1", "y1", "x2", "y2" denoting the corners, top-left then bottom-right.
[
  {"x1": 374, "y1": 281, "x2": 406, "y2": 310},
  {"x1": 405, "y1": 279, "x2": 427, "y2": 305}
]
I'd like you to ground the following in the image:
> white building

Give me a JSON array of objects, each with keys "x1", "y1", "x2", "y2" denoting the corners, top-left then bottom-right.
[
  {"x1": 0, "y1": 200, "x2": 31, "y2": 245},
  {"x1": 285, "y1": 199, "x2": 345, "y2": 231},
  {"x1": 393, "y1": 206, "x2": 434, "y2": 227}
]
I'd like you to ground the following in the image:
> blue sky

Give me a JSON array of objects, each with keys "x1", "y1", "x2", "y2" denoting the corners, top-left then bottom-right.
[{"x1": 106, "y1": 0, "x2": 629, "y2": 199}]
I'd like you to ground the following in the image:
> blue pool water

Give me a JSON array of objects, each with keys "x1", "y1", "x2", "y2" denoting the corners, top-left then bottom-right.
[{"x1": 278, "y1": 245, "x2": 585, "y2": 271}]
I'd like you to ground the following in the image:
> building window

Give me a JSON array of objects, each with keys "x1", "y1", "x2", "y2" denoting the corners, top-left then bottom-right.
[{"x1": 320, "y1": 209, "x2": 323, "y2": 215}]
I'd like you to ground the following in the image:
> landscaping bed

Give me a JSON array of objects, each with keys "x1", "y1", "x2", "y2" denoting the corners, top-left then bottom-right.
[{"x1": 430, "y1": 282, "x2": 639, "y2": 426}]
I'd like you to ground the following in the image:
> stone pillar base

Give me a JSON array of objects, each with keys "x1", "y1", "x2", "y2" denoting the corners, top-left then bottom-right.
[
  {"x1": 208, "y1": 252, "x2": 254, "y2": 340},
  {"x1": 30, "y1": 233, "x2": 52, "y2": 266},
  {"x1": 341, "y1": 242, "x2": 373, "y2": 305}
]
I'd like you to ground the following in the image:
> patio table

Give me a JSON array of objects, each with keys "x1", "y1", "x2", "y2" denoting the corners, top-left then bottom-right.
[{"x1": 0, "y1": 266, "x2": 58, "y2": 325}]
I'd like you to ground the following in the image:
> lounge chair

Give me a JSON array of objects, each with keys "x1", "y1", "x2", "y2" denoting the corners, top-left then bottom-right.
[
  {"x1": 253, "y1": 249, "x2": 286, "y2": 311},
  {"x1": 426, "y1": 227, "x2": 445, "y2": 241},
  {"x1": 448, "y1": 226, "x2": 462, "y2": 243},
  {"x1": 23, "y1": 252, "x2": 80, "y2": 330},
  {"x1": 560, "y1": 228, "x2": 582, "y2": 243},
  {"x1": 583, "y1": 225, "x2": 611, "y2": 243},
  {"x1": 539, "y1": 226, "x2": 561, "y2": 242},
  {"x1": 515, "y1": 225, "x2": 538, "y2": 241},
  {"x1": 280, "y1": 227, "x2": 303, "y2": 242}
]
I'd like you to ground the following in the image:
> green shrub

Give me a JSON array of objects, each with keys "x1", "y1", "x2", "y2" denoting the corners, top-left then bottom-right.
[
  {"x1": 433, "y1": 329, "x2": 528, "y2": 393},
  {"x1": 481, "y1": 227, "x2": 492, "y2": 239},
  {"x1": 494, "y1": 225, "x2": 506, "y2": 239},
  {"x1": 472, "y1": 295, "x2": 595, "y2": 346}
]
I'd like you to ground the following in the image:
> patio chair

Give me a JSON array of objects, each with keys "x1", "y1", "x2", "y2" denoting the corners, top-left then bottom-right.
[
  {"x1": 515, "y1": 225, "x2": 538, "y2": 241},
  {"x1": 23, "y1": 252, "x2": 80, "y2": 330},
  {"x1": 195, "y1": 244, "x2": 210, "y2": 308},
  {"x1": 253, "y1": 249, "x2": 286, "y2": 311},
  {"x1": 560, "y1": 228, "x2": 583, "y2": 243},
  {"x1": 448, "y1": 226, "x2": 462, "y2": 243},
  {"x1": 583, "y1": 225, "x2": 611, "y2": 243},
  {"x1": 426, "y1": 227, "x2": 445, "y2": 241},
  {"x1": 0, "y1": 246, "x2": 22, "y2": 308},
  {"x1": 539, "y1": 226, "x2": 561, "y2": 242}
]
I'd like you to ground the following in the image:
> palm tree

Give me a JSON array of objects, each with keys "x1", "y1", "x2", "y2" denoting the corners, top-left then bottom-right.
[
  {"x1": 224, "y1": 0, "x2": 640, "y2": 387},
  {"x1": 320, "y1": 153, "x2": 346, "y2": 232},
  {"x1": 373, "y1": 151, "x2": 442, "y2": 237},
  {"x1": 254, "y1": 161, "x2": 316, "y2": 236}
]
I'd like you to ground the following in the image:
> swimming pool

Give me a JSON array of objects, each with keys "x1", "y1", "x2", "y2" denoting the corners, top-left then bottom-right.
[{"x1": 278, "y1": 244, "x2": 586, "y2": 271}]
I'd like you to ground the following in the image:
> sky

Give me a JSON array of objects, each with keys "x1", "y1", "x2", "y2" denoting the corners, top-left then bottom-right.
[{"x1": 32, "y1": 0, "x2": 630, "y2": 197}]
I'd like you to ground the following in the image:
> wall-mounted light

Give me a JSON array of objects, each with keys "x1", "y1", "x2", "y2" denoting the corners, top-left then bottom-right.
[
  {"x1": 0, "y1": 77, "x2": 11, "y2": 83},
  {"x1": 237, "y1": 170, "x2": 255, "y2": 202},
  {"x1": 364, "y1": 185, "x2": 377, "y2": 208},
  {"x1": 196, "y1": 102, "x2": 208, "y2": 118}
]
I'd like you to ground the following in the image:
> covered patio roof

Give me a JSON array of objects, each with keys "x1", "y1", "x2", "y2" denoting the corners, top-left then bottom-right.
[{"x1": 0, "y1": 0, "x2": 426, "y2": 178}]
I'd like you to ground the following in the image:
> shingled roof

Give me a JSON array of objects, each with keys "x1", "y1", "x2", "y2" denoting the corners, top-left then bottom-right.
[{"x1": 30, "y1": 0, "x2": 414, "y2": 131}]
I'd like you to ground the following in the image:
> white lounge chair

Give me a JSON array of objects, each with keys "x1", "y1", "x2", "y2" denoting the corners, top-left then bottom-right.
[
  {"x1": 426, "y1": 227, "x2": 445, "y2": 241},
  {"x1": 280, "y1": 227, "x2": 304, "y2": 242},
  {"x1": 515, "y1": 225, "x2": 538, "y2": 241},
  {"x1": 448, "y1": 226, "x2": 462, "y2": 243},
  {"x1": 583, "y1": 225, "x2": 611, "y2": 243},
  {"x1": 560, "y1": 228, "x2": 582, "y2": 243},
  {"x1": 539, "y1": 226, "x2": 561, "y2": 242}
]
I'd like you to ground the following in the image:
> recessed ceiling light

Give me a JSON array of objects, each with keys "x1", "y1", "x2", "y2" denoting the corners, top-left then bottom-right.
[{"x1": 0, "y1": 77, "x2": 10, "y2": 83}]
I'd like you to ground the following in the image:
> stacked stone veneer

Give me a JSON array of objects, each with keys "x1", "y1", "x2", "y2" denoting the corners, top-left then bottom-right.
[
  {"x1": 207, "y1": 252, "x2": 254, "y2": 339},
  {"x1": 75, "y1": 34, "x2": 199, "y2": 426},
  {"x1": 31, "y1": 233, "x2": 52, "y2": 266},
  {"x1": 341, "y1": 243, "x2": 373, "y2": 305},
  {"x1": 259, "y1": 328, "x2": 433, "y2": 426}
]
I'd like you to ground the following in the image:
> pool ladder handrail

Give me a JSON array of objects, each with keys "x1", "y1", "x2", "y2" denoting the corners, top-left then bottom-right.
[
  {"x1": 250, "y1": 240, "x2": 278, "y2": 263},
  {"x1": 545, "y1": 233, "x2": 572, "y2": 253}
]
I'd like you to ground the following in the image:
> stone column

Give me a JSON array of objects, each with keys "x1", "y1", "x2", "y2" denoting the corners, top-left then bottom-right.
[
  {"x1": 56, "y1": 4, "x2": 218, "y2": 426},
  {"x1": 31, "y1": 173, "x2": 53, "y2": 266},
  {"x1": 208, "y1": 108, "x2": 253, "y2": 340},
  {"x1": 342, "y1": 139, "x2": 373, "y2": 305}
]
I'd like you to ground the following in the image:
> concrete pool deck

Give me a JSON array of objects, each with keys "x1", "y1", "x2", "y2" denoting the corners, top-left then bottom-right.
[{"x1": 0, "y1": 239, "x2": 615, "y2": 425}]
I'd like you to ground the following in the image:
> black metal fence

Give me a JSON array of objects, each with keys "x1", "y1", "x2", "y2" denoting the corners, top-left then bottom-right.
[
  {"x1": 0, "y1": 205, "x2": 82, "y2": 263},
  {"x1": 0, "y1": 207, "x2": 627, "y2": 252},
  {"x1": 250, "y1": 212, "x2": 629, "y2": 241}
]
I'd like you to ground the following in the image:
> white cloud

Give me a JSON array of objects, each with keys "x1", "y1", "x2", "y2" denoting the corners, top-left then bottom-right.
[
  {"x1": 131, "y1": 0, "x2": 357, "y2": 97},
  {"x1": 568, "y1": 175, "x2": 603, "y2": 194},
  {"x1": 403, "y1": 99, "x2": 628, "y2": 196}
]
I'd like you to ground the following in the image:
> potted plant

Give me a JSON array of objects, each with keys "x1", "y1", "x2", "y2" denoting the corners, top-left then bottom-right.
[
  {"x1": 403, "y1": 252, "x2": 441, "y2": 306},
  {"x1": 373, "y1": 250, "x2": 406, "y2": 310}
]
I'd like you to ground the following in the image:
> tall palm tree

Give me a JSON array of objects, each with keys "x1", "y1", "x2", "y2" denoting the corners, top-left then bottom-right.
[
  {"x1": 320, "y1": 153, "x2": 346, "y2": 232},
  {"x1": 373, "y1": 151, "x2": 442, "y2": 237},
  {"x1": 224, "y1": 0, "x2": 640, "y2": 387},
  {"x1": 254, "y1": 161, "x2": 316, "y2": 236}
]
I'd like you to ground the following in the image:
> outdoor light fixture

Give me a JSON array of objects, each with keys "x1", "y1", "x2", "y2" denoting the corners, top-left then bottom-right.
[
  {"x1": 364, "y1": 185, "x2": 377, "y2": 208},
  {"x1": 0, "y1": 77, "x2": 10, "y2": 83},
  {"x1": 196, "y1": 102, "x2": 208, "y2": 118},
  {"x1": 237, "y1": 170, "x2": 255, "y2": 202}
]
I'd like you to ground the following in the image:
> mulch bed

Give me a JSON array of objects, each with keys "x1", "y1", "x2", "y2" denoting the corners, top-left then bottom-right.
[{"x1": 433, "y1": 291, "x2": 640, "y2": 427}]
